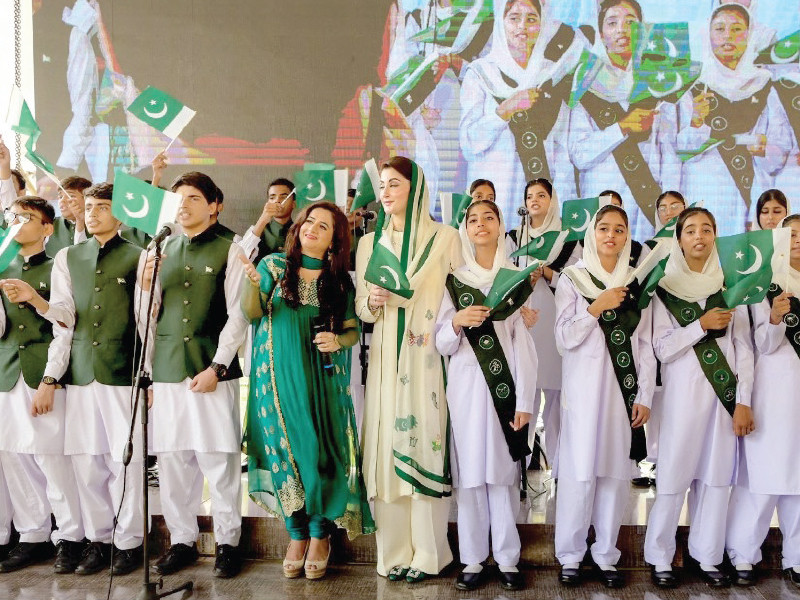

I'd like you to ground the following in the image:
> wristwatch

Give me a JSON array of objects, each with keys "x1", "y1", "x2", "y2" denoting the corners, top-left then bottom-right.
[
  {"x1": 41, "y1": 376, "x2": 57, "y2": 386},
  {"x1": 209, "y1": 362, "x2": 228, "y2": 379}
]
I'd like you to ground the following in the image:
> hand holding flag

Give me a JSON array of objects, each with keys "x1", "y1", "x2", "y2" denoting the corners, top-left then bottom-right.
[
  {"x1": 484, "y1": 262, "x2": 541, "y2": 311},
  {"x1": 718, "y1": 228, "x2": 791, "y2": 306}
]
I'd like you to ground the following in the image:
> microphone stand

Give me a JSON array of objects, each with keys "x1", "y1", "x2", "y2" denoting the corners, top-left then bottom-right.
[{"x1": 123, "y1": 242, "x2": 193, "y2": 600}]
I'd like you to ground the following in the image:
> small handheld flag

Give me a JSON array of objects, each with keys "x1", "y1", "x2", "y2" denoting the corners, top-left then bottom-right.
[
  {"x1": 484, "y1": 262, "x2": 541, "y2": 311},
  {"x1": 111, "y1": 172, "x2": 182, "y2": 236},
  {"x1": 0, "y1": 223, "x2": 22, "y2": 272},
  {"x1": 126, "y1": 86, "x2": 196, "y2": 140},
  {"x1": 718, "y1": 228, "x2": 791, "y2": 306},
  {"x1": 351, "y1": 159, "x2": 380, "y2": 213},
  {"x1": 440, "y1": 192, "x2": 472, "y2": 228},
  {"x1": 364, "y1": 242, "x2": 413, "y2": 299},
  {"x1": 511, "y1": 229, "x2": 569, "y2": 264},
  {"x1": 561, "y1": 197, "x2": 600, "y2": 242},
  {"x1": 294, "y1": 163, "x2": 348, "y2": 209},
  {"x1": 755, "y1": 30, "x2": 800, "y2": 65},
  {"x1": 629, "y1": 22, "x2": 700, "y2": 104}
]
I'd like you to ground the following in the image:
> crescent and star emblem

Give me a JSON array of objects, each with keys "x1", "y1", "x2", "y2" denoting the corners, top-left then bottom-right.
[
  {"x1": 379, "y1": 265, "x2": 401, "y2": 289},
  {"x1": 736, "y1": 244, "x2": 763, "y2": 276},
  {"x1": 305, "y1": 181, "x2": 327, "y2": 202},
  {"x1": 143, "y1": 100, "x2": 169, "y2": 120},
  {"x1": 648, "y1": 72, "x2": 683, "y2": 99},
  {"x1": 123, "y1": 192, "x2": 150, "y2": 219},
  {"x1": 573, "y1": 209, "x2": 592, "y2": 233}
]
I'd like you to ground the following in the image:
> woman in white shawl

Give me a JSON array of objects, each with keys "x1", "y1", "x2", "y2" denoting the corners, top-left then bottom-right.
[
  {"x1": 567, "y1": 0, "x2": 680, "y2": 242},
  {"x1": 460, "y1": 0, "x2": 587, "y2": 221},
  {"x1": 644, "y1": 207, "x2": 754, "y2": 588},
  {"x1": 355, "y1": 156, "x2": 461, "y2": 582},
  {"x1": 505, "y1": 178, "x2": 582, "y2": 468},
  {"x1": 726, "y1": 214, "x2": 800, "y2": 588},
  {"x1": 677, "y1": 1, "x2": 791, "y2": 236},
  {"x1": 435, "y1": 200, "x2": 537, "y2": 591},
  {"x1": 554, "y1": 204, "x2": 656, "y2": 588}
]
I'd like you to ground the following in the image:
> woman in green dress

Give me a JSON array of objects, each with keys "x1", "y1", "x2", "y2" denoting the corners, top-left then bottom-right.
[{"x1": 241, "y1": 201, "x2": 375, "y2": 580}]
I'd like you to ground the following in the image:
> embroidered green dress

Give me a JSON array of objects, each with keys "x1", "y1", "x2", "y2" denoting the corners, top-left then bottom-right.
[{"x1": 242, "y1": 254, "x2": 375, "y2": 539}]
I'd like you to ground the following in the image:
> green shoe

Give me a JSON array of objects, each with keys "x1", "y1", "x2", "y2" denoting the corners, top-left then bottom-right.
[
  {"x1": 406, "y1": 568, "x2": 428, "y2": 583},
  {"x1": 388, "y1": 565, "x2": 409, "y2": 581}
]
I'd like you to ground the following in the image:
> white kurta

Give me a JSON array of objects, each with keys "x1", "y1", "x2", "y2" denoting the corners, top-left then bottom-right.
[
  {"x1": 677, "y1": 87, "x2": 791, "y2": 236},
  {"x1": 0, "y1": 376, "x2": 66, "y2": 455},
  {"x1": 738, "y1": 298, "x2": 800, "y2": 495},
  {"x1": 554, "y1": 272, "x2": 656, "y2": 482},
  {"x1": 568, "y1": 100, "x2": 679, "y2": 242},
  {"x1": 460, "y1": 68, "x2": 577, "y2": 223},
  {"x1": 435, "y1": 287, "x2": 537, "y2": 488},
  {"x1": 650, "y1": 296, "x2": 753, "y2": 495}
]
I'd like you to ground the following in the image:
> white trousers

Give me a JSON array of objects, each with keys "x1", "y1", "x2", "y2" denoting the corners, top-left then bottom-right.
[
  {"x1": 727, "y1": 484, "x2": 800, "y2": 569},
  {"x1": 157, "y1": 450, "x2": 242, "y2": 547},
  {"x1": 456, "y1": 484, "x2": 520, "y2": 567},
  {"x1": 644, "y1": 480, "x2": 729, "y2": 566},
  {"x1": 71, "y1": 454, "x2": 144, "y2": 550},
  {"x1": 0, "y1": 462, "x2": 12, "y2": 545},
  {"x1": 0, "y1": 452, "x2": 82, "y2": 544},
  {"x1": 555, "y1": 475, "x2": 629, "y2": 565},
  {"x1": 373, "y1": 496, "x2": 453, "y2": 576},
  {"x1": 540, "y1": 389, "x2": 561, "y2": 468}
]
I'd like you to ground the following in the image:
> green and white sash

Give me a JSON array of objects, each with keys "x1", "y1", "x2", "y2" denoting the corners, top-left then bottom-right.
[
  {"x1": 767, "y1": 283, "x2": 800, "y2": 359},
  {"x1": 656, "y1": 288, "x2": 737, "y2": 416},
  {"x1": 445, "y1": 274, "x2": 533, "y2": 461}
]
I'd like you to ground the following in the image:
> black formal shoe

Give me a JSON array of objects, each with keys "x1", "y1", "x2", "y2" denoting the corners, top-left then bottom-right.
[
  {"x1": 0, "y1": 542, "x2": 12, "y2": 562},
  {"x1": 53, "y1": 540, "x2": 85, "y2": 574},
  {"x1": 732, "y1": 566, "x2": 757, "y2": 586},
  {"x1": 152, "y1": 543, "x2": 199, "y2": 576},
  {"x1": 212, "y1": 544, "x2": 242, "y2": 579},
  {"x1": 455, "y1": 569, "x2": 486, "y2": 591},
  {"x1": 111, "y1": 544, "x2": 143, "y2": 576},
  {"x1": 687, "y1": 557, "x2": 730, "y2": 588},
  {"x1": 632, "y1": 476, "x2": 654, "y2": 488},
  {"x1": 651, "y1": 566, "x2": 679, "y2": 588},
  {"x1": 559, "y1": 565, "x2": 582, "y2": 585},
  {"x1": 0, "y1": 541, "x2": 55, "y2": 572},
  {"x1": 785, "y1": 568, "x2": 800, "y2": 588},
  {"x1": 498, "y1": 570, "x2": 525, "y2": 591},
  {"x1": 74, "y1": 542, "x2": 111, "y2": 576},
  {"x1": 595, "y1": 565, "x2": 625, "y2": 589}
]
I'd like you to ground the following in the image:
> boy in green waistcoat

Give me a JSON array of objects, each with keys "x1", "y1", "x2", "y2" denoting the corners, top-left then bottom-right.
[
  {"x1": 0, "y1": 197, "x2": 85, "y2": 574},
  {"x1": 142, "y1": 171, "x2": 248, "y2": 579},
  {"x1": 43, "y1": 183, "x2": 148, "y2": 576},
  {"x1": 46, "y1": 176, "x2": 92, "y2": 256},
  {"x1": 239, "y1": 177, "x2": 295, "y2": 265}
]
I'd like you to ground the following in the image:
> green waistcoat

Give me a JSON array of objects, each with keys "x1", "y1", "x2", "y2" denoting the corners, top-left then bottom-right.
[
  {"x1": 0, "y1": 252, "x2": 54, "y2": 391},
  {"x1": 120, "y1": 226, "x2": 152, "y2": 249},
  {"x1": 211, "y1": 221, "x2": 237, "y2": 242},
  {"x1": 45, "y1": 217, "x2": 77, "y2": 256},
  {"x1": 153, "y1": 227, "x2": 242, "y2": 382},
  {"x1": 66, "y1": 235, "x2": 143, "y2": 386}
]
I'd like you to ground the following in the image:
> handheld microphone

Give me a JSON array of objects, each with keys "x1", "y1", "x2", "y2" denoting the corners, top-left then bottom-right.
[
  {"x1": 517, "y1": 206, "x2": 529, "y2": 217},
  {"x1": 146, "y1": 222, "x2": 175, "y2": 250},
  {"x1": 312, "y1": 317, "x2": 335, "y2": 376},
  {"x1": 361, "y1": 210, "x2": 378, "y2": 222}
]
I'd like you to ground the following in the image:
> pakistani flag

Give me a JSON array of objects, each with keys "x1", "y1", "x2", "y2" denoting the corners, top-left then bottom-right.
[
  {"x1": 562, "y1": 197, "x2": 600, "y2": 242},
  {"x1": 653, "y1": 215, "x2": 678, "y2": 239},
  {"x1": 294, "y1": 163, "x2": 348, "y2": 209},
  {"x1": 484, "y1": 262, "x2": 541, "y2": 311},
  {"x1": 718, "y1": 228, "x2": 791, "y2": 306},
  {"x1": 755, "y1": 30, "x2": 800, "y2": 65},
  {"x1": 126, "y1": 86, "x2": 196, "y2": 139},
  {"x1": 637, "y1": 256, "x2": 668, "y2": 309},
  {"x1": 364, "y1": 242, "x2": 413, "y2": 299},
  {"x1": 511, "y1": 229, "x2": 570, "y2": 263},
  {"x1": 351, "y1": 159, "x2": 380, "y2": 213},
  {"x1": 0, "y1": 223, "x2": 22, "y2": 272},
  {"x1": 629, "y1": 22, "x2": 700, "y2": 104},
  {"x1": 567, "y1": 49, "x2": 602, "y2": 108},
  {"x1": 440, "y1": 192, "x2": 471, "y2": 228},
  {"x1": 111, "y1": 171, "x2": 182, "y2": 236},
  {"x1": 677, "y1": 137, "x2": 724, "y2": 162},
  {"x1": 6, "y1": 86, "x2": 39, "y2": 139}
]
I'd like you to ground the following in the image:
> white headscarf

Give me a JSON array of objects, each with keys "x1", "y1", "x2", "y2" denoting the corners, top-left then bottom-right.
[
  {"x1": 697, "y1": 2, "x2": 773, "y2": 102},
  {"x1": 653, "y1": 192, "x2": 687, "y2": 232},
  {"x1": 658, "y1": 229, "x2": 725, "y2": 304},
  {"x1": 563, "y1": 207, "x2": 633, "y2": 299},
  {"x1": 586, "y1": 22, "x2": 635, "y2": 104},
  {"x1": 455, "y1": 202, "x2": 514, "y2": 289},
  {"x1": 752, "y1": 192, "x2": 793, "y2": 230},
  {"x1": 516, "y1": 183, "x2": 562, "y2": 246},
  {"x1": 469, "y1": 0, "x2": 587, "y2": 99}
]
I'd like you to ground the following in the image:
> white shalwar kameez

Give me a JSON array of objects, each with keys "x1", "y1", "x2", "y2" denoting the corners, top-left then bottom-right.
[{"x1": 726, "y1": 298, "x2": 800, "y2": 570}]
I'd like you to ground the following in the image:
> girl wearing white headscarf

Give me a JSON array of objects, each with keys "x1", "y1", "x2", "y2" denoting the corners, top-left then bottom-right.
[
  {"x1": 567, "y1": 0, "x2": 680, "y2": 242},
  {"x1": 505, "y1": 178, "x2": 582, "y2": 468},
  {"x1": 435, "y1": 200, "x2": 537, "y2": 591},
  {"x1": 726, "y1": 214, "x2": 800, "y2": 587},
  {"x1": 677, "y1": 1, "x2": 791, "y2": 236},
  {"x1": 554, "y1": 204, "x2": 656, "y2": 587},
  {"x1": 355, "y1": 157, "x2": 461, "y2": 582},
  {"x1": 460, "y1": 0, "x2": 587, "y2": 222},
  {"x1": 644, "y1": 207, "x2": 754, "y2": 587}
]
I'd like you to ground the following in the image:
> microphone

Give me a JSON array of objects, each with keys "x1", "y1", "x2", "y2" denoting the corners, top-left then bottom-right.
[
  {"x1": 517, "y1": 206, "x2": 529, "y2": 217},
  {"x1": 146, "y1": 223, "x2": 175, "y2": 250},
  {"x1": 312, "y1": 317, "x2": 335, "y2": 376},
  {"x1": 361, "y1": 210, "x2": 377, "y2": 222}
]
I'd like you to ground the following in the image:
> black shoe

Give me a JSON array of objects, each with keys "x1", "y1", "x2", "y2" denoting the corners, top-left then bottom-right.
[
  {"x1": 687, "y1": 557, "x2": 730, "y2": 588},
  {"x1": 732, "y1": 566, "x2": 757, "y2": 587},
  {"x1": 632, "y1": 476, "x2": 653, "y2": 488},
  {"x1": 53, "y1": 540, "x2": 85, "y2": 574},
  {"x1": 559, "y1": 565, "x2": 582, "y2": 585},
  {"x1": 785, "y1": 568, "x2": 800, "y2": 588},
  {"x1": 152, "y1": 543, "x2": 199, "y2": 576},
  {"x1": 0, "y1": 541, "x2": 55, "y2": 572},
  {"x1": 0, "y1": 542, "x2": 11, "y2": 562},
  {"x1": 455, "y1": 569, "x2": 486, "y2": 591},
  {"x1": 74, "y1": 542, "x2": 111, "y2": 576},
  {"x1": 595, "y1": 565, "x2": 625, "y2": 589},
  {"x1": 212, "y1": 544, "x2": 242, "y2": 578},
  {"x1": 498, "y1": 569, "x2": 525, "y2": 591},
  {"x1": 651, "y1": 566, "x2": 679, "y2": 588},
  {"x1": 111, "y1": 544, "x2": 143, "y2": 576}
]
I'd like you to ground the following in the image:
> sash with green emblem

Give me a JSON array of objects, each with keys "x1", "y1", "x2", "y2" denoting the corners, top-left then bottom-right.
[
  {"x1": 445, "y1": 274, "x2": 533, "y2": 461},
  {"x1": 656, "y1": 288, "x2": 737, "y2": 416},
  {"x1": 767, "y1": 283, "x2": 800, "y2": 359}
]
